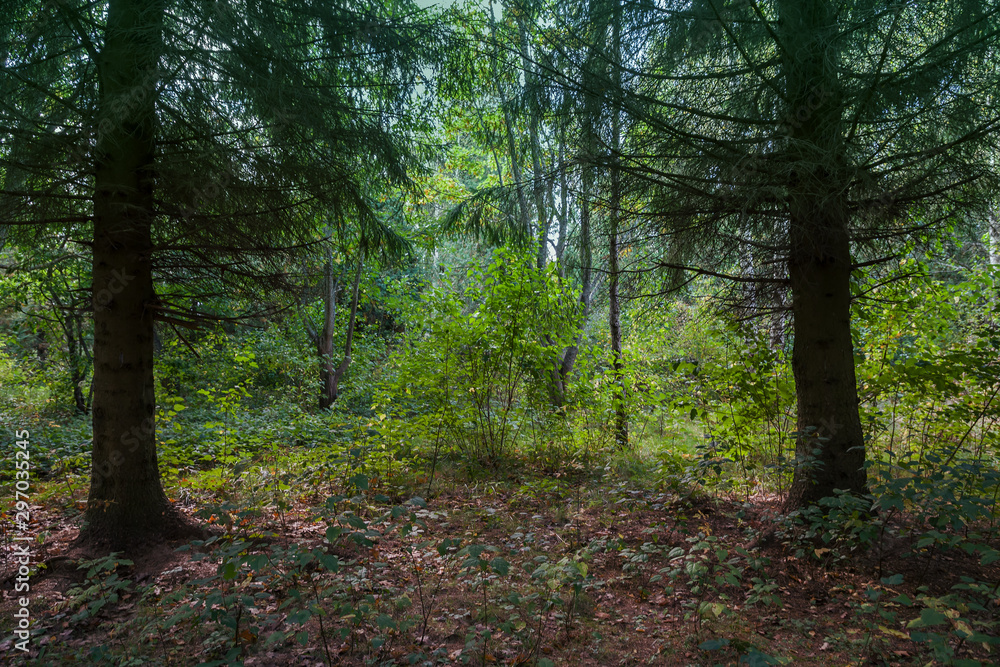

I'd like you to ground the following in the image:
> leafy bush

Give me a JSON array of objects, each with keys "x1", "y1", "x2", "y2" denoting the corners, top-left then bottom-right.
[{"x1": 376, "y1": 247, "x2": 581, "y2": 469}]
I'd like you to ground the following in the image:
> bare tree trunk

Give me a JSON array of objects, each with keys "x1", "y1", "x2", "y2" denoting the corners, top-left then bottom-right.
[
  {"x1": 515, "y1": 18, "x2": 551, "y2": 269},
  {"x1": 66, "y1": 312, "x2": 91, "y2": 415},
  {"x1": 550, "y1": 110, "x2": 596, "y2": 407},
  {"x1": 608, "y1": 0, "x2": 627, "y2": 448},
  {"x1": 330, "y1": 256, "x2": 364, "y2": 401},
  {"x1": 549, "y1": 3, "x2": 606, "y2": 408},
  {"x1": 989, "y1": 207, "x2": 1000, "y2": 267},
  {"x1": 552, "y1": 190, "x2": 593, "y2": 405},
  {"x1": 318, "y1": 244, "x2": 341, "y2": 410},
  {"x1": 297, "y1": 239, "x2": 342, "y2": 410},
  {"x1": 554, "y1": 133, "x2": 569, "y2": 269},
  {"x1": 487, "y1": 0, "x2": 531, "y2": 235},
  {"x1": 47, "y1": 270, "x2": 92, "y2": 414}
]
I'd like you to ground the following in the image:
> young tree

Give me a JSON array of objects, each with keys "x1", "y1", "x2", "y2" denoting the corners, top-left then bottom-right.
[
  {"x1": 439, "y1": 0, "x2": 622, "y2": 410},
  {"x1": 0, "y1": 244, "x2": 93, "y2": 413},
  {"x1": 0, "y1": 0, "x2": 436, "y2": 549}
]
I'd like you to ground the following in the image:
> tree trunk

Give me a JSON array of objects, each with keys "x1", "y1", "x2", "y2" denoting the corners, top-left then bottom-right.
[
  {"x1": 515, "y1": 18, "x2": 550, "y2": 269},
  {"x1": 786, "y1": 201, "x2": 866, "y2": 505},
  {"x1": 487, "y1": 0, "x2": 531, "y2": 236},
  {"x1": 780, "y1": 0, "x2": 867, "y2": 506},
  {"x1": 318, "y1": 245, "x2": 341, "y2": 410},
  {"x1": 67, "y1": 312, "x2": 90, "y2": 415},
  {"x1": 82, "y1": 0, "x2": 192, "y2": 549},
  {"x1": 989, "y1": 207, "x2": 1000, "y2": 267},
  {"x1": 330, "y1": 256, "x2": 364, "y2": 401},
  {"x1": 549, "y1": 9, "x2": 607, "y2": 408},
  {"x1": 552, "y1": 192, "x2": 593, "y2": 406},
  {"x1": 608, "y1": 203, "x2": 627, "y2": 448},
  {"x1": 554, "y1": 132, "x2": 569, "y2": 269},
  {"x1": 608, "y1": 0, "x2": 627, "y2": 448}
]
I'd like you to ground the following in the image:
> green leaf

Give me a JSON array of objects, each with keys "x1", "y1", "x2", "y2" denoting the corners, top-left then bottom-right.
[
  {"x1": 319, "y1": 554, "x2": 341, "y2": 572},
  {"x1": 459, "y1": 544, "x2": 487, "y2": 558},
  {"x1": 437, "y1": 537, "x2": 461, "y2": 556},
  {"x1": 287, "y1": 609, "x2": 312, "y2": 625},
  {"x1": 699, "y1": 638, "x2": 730, "y2": 651},
  {"x1": 740, "y1": 650, "x2": 787, "y2": 666},
  {"x1": 243, "y1": 554, "x2": 268, "y2": 571},
  {"x1": 907, "y1": 608, "x2": 948, "y2": 628},
  {"x1": 490, "y1": 557, "x2": 510, "y2": 576}
]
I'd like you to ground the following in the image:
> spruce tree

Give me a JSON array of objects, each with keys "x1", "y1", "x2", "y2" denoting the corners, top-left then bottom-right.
[{"x1": 0, "y1": 0, "x2": 437, "y2": 549}]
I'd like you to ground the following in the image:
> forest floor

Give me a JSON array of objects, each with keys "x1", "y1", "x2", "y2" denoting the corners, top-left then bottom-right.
[{"x1": 1, "y1": 461, "x2": 998, "y2": 666}]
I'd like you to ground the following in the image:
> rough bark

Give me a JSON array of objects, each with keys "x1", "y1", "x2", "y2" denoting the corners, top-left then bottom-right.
[
  {"x1": 81, "y1": 0, "x2": 195, "y2": 550},
  {"x1": 786, "y1": 198, "x2": 867, "y2": 505},
  {"x1": 780, "y1": 0, "x2": 867, "y2": 506}
]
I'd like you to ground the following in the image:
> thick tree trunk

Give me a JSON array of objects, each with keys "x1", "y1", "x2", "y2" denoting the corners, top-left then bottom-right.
[
  {"x1": 786, "y1": 206, "x2": 867, "y2": 505},
  {"x1": 780, "y1": 0, "x2": 867, "y2": 506},
  {"x1": 82, "y1": 0, "x2": 191, "y2": 549}
]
